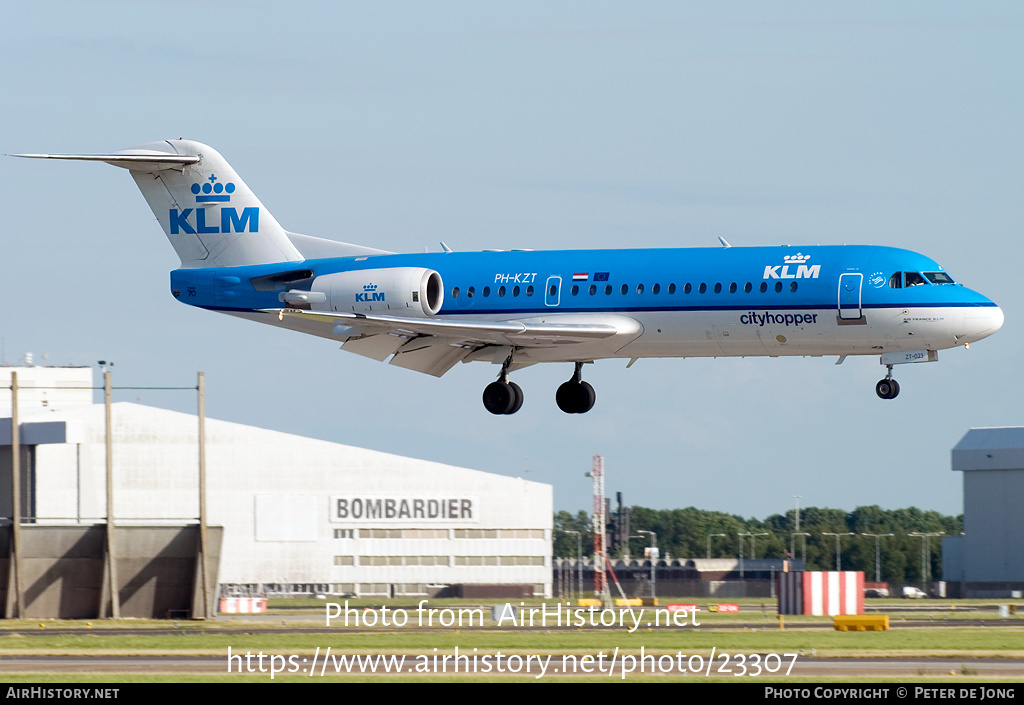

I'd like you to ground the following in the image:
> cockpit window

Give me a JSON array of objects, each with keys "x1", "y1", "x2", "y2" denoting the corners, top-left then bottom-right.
[
  {"x1": 924, "y1": 271, "x2": 955, "y2": 285},
  {"x1": 904, "y1": 272, "x2": 927, "y2": 287},
  {"x1": 888, "y1": 273, "x2": 902, "y2": 289}
]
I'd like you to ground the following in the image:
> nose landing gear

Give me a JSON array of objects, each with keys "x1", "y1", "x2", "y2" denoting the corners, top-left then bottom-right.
[
  {"x1": 556, "y1": 362, "x2": 596, "y2": 414},
  {"x1": 876, "y1": 365, "x2": 900, "y2": 400}
]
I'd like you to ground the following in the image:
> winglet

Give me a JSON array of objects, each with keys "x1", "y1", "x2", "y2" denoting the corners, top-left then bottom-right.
[{"x1": 718, "y1": 236, "x2": 732, "y2": 248}]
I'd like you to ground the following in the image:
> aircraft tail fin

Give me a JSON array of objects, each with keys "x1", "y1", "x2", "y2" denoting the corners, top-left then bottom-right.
[{"x1": 15, "y1": 140, "x2": 303, "y2": 268}]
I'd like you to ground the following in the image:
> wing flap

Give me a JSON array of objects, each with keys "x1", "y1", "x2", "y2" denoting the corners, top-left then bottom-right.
[
  {"x1": 341, "y1": 332, "x2": 412, "y2": 361},
  {"x1": 389, "y1": 339, "x2": 472, "y2": 377}
]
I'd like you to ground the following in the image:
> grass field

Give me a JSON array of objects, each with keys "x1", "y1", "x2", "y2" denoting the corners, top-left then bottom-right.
[{"x1": 0, "y1": 598, "x2": 1022, "y2": 682}]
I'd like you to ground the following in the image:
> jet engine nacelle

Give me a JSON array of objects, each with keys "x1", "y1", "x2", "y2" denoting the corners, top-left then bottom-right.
[{"x1": 310, "y1": 267, "x2": 444, "y2": 317}]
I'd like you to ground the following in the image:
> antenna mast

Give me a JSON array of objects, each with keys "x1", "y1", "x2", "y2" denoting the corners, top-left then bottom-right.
[{"x1": 587, "y1": 454, "x2": 610, "y2": 603}]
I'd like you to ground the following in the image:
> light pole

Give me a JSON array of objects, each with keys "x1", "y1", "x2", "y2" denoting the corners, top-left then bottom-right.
[
  {"x1": 707, "y1": 533, "x2": 726, "y2": 560},
  {"x1": 822, "y1": 532, "x2": 854, "y2": 571},
  {"x1": 639, "y1": 530, "x2": 657, "y2": 598},
  {"x1": 791, "y1": 495, "x2": 802, "y2": 559},
  {"x1": 738, "y1": 532, "x2": 749, "y2": 578},
  {"x1": 909, "y1": 531, "x2": 944, "y2": 591},
  {"x1": 861, "y1": 532, "x2": 894, "y2": 584},
  {"x1": 792, "y1": 532, "x2": 811, "y2": 566},
  {"x1": 748, "y1": 532, "x2": 769, "y2": 559}
]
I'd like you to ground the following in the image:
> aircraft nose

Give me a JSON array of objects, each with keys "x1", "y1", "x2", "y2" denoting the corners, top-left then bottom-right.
[{"x1": 963, "y1": 304, "x2": 1004, "y2": 342}]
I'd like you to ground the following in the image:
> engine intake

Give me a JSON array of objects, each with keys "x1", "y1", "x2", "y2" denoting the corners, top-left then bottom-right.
[{"x1": 310, "y1": 267, "x2": 443, "y2": 317}]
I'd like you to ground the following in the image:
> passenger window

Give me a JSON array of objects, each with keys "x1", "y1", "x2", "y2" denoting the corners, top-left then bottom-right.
[
  {"x1": 698, "y1": 283, "x2": 707, "y2": 294},
  {"x1": 467, "y1": 286, "x2": 475, "y2": 298},
  {"x1": 498, "y1": 286, "x2": 506, "y2": 297},
  {"x1": 636, "y1": 284, "x2": 644, "y2": 295},
  {"x1": 713, "y1": 283, "x2": 722, "y2": 294},
  {"x1": 774, "y1": 282, "x2": 783, "y2": 293},
  {"x1": 605, "y1": 285, "x2": 613, "y2": 295},
  {"x1": 589, "y1": 284, "x2": 597, "y2": 295},
  {"x1": 526, "y1": 285, "x2": 534, "y2": 296},
  {"x1": 744, "y1": 282, "x2": 752, "y2": 293},
  {"x1": 483, "y1": 286, "x2": 491, "y2": 297},
  {"x1": 790, "y1": 281, "x2": 798, "y2": 292},
  {"x1": 652, "y1": 283, "x2": 661, "y2": 294},
  {"x1": 729, "y1": 283, "x2": 737, "y2": 294},
  {"x1": 684, "y1": 283, "x2": 692, "y2": 294},
  {"x1": 513, "y1": 286, "x2": 520, "y2": 297},
  {"x1": 621, "y1": 284, "x2": 628, "y2": 295},
  {"x1": 668, "y1": 283, "x2": 676, "y2": 294},
  {"x1": 452, "y1": 287, "x2": 460, "y2": 298},
  {"x1": 571, "y1": 285, "x2": 579, "y2": 295},
  {"x1": 759, "y1": 282, "x2": 768, "y2": 293}
]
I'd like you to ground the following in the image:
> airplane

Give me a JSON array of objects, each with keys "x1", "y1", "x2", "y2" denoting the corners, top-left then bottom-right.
[{"x1": 15, "y1": 139, "x2": 1004, "y2": 414}]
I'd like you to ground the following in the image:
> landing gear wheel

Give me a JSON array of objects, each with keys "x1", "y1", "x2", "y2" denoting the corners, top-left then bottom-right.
[
  {"x1": 875, "y1": 379, "x2": 900, "y2": 400},
  {"x1": 555, "y1": 381, "x2": 580, "y2": 413},
  {"x1": 578, "y1": 381, "x2": 596, "y2": 413},
  {"x1": 483, "y1": 349, "x2": 525, "y2": 415},
  {"x1": 556, "y1": 380, "x2": 597, "y2": 413},
  {"x1": 507, "y1": 382, "x2": 524, "y2": 414},
  {"x1": 483, "y1": 381, "x2": 516, "y2": 414}
]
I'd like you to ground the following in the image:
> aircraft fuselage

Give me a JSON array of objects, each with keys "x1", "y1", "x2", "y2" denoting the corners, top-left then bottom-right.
[{"x1": 170, "y1": 244, "x2": 1001, "y2": 365}]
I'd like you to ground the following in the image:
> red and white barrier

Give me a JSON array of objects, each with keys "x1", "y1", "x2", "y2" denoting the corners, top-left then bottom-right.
[
  {"x1": 777, "y1": 571, "x2": 864, "y2": 615},
  {"x1": 219, "y1": 597, "x2": 268, "y2": 614}
]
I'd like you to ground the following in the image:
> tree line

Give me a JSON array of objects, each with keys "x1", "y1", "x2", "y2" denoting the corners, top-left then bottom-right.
[{"x1": 553, "y1": 505, "x2": 960, "y2": 586}]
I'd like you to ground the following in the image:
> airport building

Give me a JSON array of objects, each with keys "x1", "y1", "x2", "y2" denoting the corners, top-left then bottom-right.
[
  {"x1": 1, "y1": 364, "x2": 552, "y2": 612},
  {"x1": 943, "y1": 427, "x2": 1024, "y2": 598}
]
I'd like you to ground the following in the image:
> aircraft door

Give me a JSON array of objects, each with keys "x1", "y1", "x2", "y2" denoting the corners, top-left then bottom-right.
[
  {"x1": 545, "y1": 276, "x2": 562, "y2": 306},
  {"x1": 838, "y1": 273, "x2": 863, "y2": 320}
]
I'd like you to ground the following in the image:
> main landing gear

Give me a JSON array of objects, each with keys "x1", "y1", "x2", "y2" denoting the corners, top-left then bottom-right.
[
  {"x1": 482, "y1": 351, "x2": 524, "y2": 415},
  {"x1": 481, "y1": 359, "x2": 597, "y2": 415},
  {"x1": 555, "y1": 362, "x2": 596, "y2": 414},
  {"x1": 875, "y1": 365, "x2": 900, "y2": 400}
]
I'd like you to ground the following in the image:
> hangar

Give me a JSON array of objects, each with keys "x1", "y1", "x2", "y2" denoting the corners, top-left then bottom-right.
[
  {"x1": 943, "y1": 426, "x2": 1024, "y2": 598},
  {"x1": 1, "y1": 364, "x2": 552, "y2": 613}
]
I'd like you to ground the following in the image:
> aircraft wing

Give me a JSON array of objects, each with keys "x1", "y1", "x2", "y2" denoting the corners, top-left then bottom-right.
[{"x1": 262, "y1": 308, "x2": 642, "y2": 376}]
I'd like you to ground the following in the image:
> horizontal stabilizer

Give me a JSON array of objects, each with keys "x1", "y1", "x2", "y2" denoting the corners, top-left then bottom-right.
[{"x1": 13, "y1": 151, "x2": 199, "y2": 171}]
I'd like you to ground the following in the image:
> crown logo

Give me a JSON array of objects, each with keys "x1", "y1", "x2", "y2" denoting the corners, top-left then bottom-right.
[
  {"x1": 191, "y1": 173, "x2": 236, "y2": 203},
  {"x1": 363, "y1": 283, "x2": 378, "y2": 292},
  {"x1": 783, "y1": 253, "x2": 810, "y2": 264}
]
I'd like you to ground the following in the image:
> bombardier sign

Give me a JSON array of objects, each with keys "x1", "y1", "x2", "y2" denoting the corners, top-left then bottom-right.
[{"x1": 331, "y1": 496, "x2": 479, "y2": 523}]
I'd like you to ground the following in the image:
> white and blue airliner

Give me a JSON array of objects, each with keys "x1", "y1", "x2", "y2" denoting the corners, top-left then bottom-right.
[{"x1": 17, "y1": 140, "x2": 1004, "y2": 414}]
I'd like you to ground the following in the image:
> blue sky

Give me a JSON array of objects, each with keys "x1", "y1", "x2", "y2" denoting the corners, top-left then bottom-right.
[{"x1": 3, "y1": 2, "x2": 1022, "y2": 520}]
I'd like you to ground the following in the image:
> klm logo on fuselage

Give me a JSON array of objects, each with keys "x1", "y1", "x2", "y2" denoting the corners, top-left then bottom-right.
[
  {"x1": 169, "y1": 173, "x2": 259, "y2": 235},
  {"x1": 763, "y1": 253, "x2": 820, "y2": 280},
  {"x1": 356, "y1": 283, "x2": 384, "y2": 303}
]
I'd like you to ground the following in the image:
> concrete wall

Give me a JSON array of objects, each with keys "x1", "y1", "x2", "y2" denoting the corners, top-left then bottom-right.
[{"x1": 0, "y1": 525, "x2": 222, "y2": 619}]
